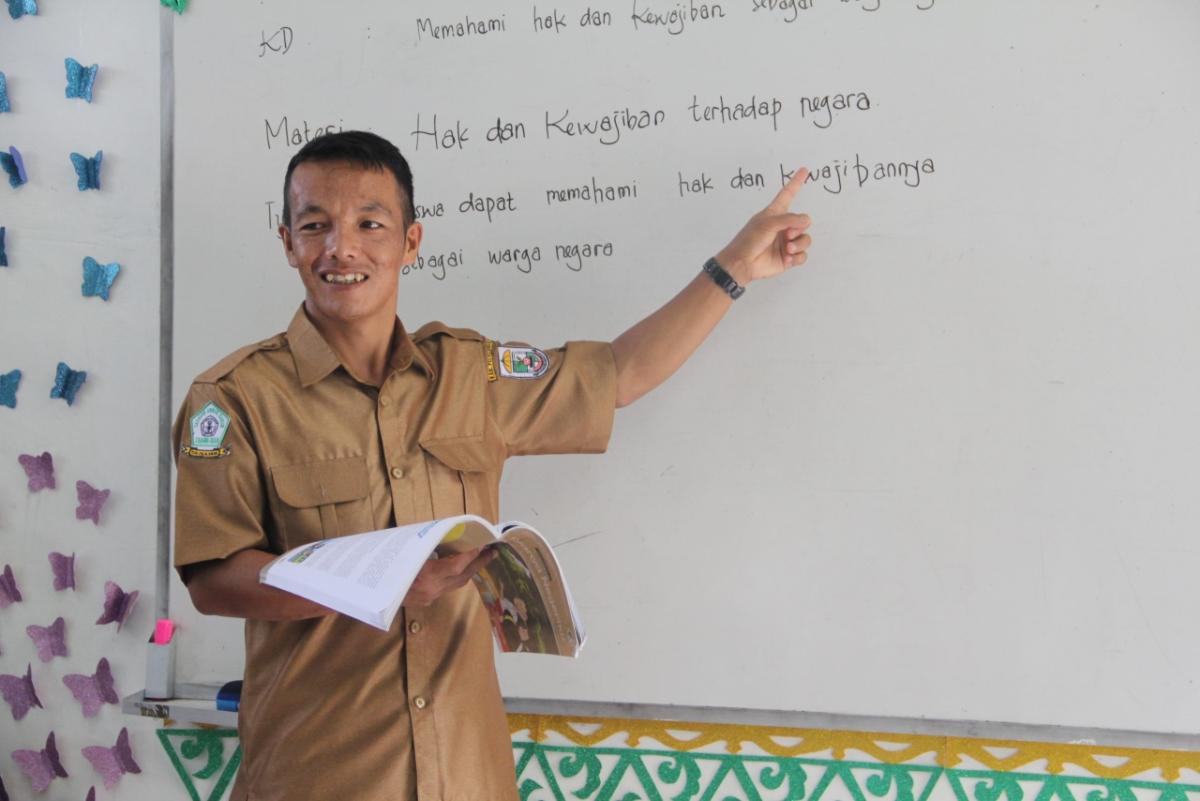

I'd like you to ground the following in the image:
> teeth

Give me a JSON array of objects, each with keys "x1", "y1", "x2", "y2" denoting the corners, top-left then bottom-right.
[{"x1": 323, "y1": 273, "x2": 366, "y2": 284}]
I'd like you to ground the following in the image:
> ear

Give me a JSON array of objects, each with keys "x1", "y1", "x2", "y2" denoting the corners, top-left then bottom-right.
[
  {"x1": 279, "y1": 224, "x2": 299, "y2": 269},
  {"x1": 402, "y1": 221, "x2": 424, "y2": 266}
]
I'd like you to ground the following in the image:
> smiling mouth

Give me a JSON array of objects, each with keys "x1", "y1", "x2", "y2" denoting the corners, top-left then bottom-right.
[{"x1": 322, "y1": 273, "x2": 367, "y2": 285}]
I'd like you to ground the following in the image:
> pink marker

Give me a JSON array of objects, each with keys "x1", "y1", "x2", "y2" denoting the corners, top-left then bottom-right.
[{"x1": 153, "y1": 618, "x2": 175, "y2": 645}]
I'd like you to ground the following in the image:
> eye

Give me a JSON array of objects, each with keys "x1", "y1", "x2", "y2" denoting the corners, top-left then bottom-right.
[
  {"x1": 299, "y1": 221, "x2": 325, "y2": 232},
  {"x1": 361, "y1": 220, "x2": 383, "y2": 230}
]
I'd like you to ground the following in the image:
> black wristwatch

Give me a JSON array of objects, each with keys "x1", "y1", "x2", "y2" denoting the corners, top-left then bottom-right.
[{"x1": 702, "y1": 257, "x2": 745, "y2": 300}]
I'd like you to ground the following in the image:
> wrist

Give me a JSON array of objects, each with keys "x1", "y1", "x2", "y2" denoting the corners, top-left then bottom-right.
[
  {"x1": 713, "y1": 250, "x2": 752, "y2": 286},
  {"x1": 702, "y1": 256, "x2": 746, "y2": 300}
]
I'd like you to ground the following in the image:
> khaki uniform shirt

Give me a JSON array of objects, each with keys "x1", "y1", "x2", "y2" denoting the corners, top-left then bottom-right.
[{"x1": 173, "y1": 307, "x2": 616, "y2": 801}]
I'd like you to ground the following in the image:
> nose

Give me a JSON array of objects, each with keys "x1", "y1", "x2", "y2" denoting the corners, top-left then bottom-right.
[{"x1": 324, "y1": 224, "x2": 362, "y2": 263}]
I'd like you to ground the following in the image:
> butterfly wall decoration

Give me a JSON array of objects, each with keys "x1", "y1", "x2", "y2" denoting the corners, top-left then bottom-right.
[
  {"x1": 64, "y1": 658, "x2": 119, "y2": 717},
  {"x1": 27, "y1": 616, "x2": 68, "y2": 662},
  {"x1": 83, "y1": 728, "x2": 141, "y2": 789},
  {"x1": 0, "y1": 71, "x2": 10, "y2": 112},
  {"x1": 96, "y1": 581, "x2": 138, "y2": 630},
  {"x1": 12, "y1": 732, "x2": 68, "y2": 794},
  {"x1": 0, "y1": 564, "x2": 22, "y2": 607},
  {"x1": 18, "y1": 451, "x2": 55, "y2": 491},
  {"x1": 49, "y1": 551, "x2": 76, "y2": 591},
  {"x1": 0, "y1": 225, "x2": 8, "y2": 266},
  {"x1": 51, "y1": 362, "x2": 87, "y2": 405},
  {"x1": 6, "y1": 0, "x2": 37, "y2": 19},
  {"x1": 0, "y1": 369, "x2": 20, "y2": 407},
  {"x1": 82, "y1": 256, "x2": 120, "y2": 300},
  {"x1": 0, "y1": 663, "x2": 42, "y2": 720},
  {"x1": 70, "y1": 150, "x2": 102, "y2": 191},
  {"x1": 1, "y1": 146, "x2": 27, "y2": 188},
  {"x1": 76, "y1": 480, "x2": 110, "y2": 524},
  {"x1": 64, "y1": 57, "x2": 99, "y2": 103}
]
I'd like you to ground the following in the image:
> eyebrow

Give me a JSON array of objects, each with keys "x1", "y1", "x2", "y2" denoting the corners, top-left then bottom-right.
[{"x1": 294, "y1": 202, "x2": 394, "y2": 217}]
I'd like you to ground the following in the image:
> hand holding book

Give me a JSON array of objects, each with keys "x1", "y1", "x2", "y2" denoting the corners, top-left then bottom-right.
[
  {"x1": 259, "y1": 515, "x2": 588, "y2": 657},
  {"x1": 403, "y1": 546, "x2": 496, "y2": 608}
]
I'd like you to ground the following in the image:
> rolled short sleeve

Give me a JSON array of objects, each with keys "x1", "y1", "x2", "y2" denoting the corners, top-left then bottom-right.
[
  {"x1": 172, "y1": 379, "x2": 268, "y2": 577},
  {"x1": 487, "y1": 339, "x2": 617, "y2": 456}
]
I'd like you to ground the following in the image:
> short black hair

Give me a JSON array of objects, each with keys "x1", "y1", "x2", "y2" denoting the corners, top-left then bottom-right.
[{"x1": 281, "y1": 130, "x2": 415, "y2": 229}]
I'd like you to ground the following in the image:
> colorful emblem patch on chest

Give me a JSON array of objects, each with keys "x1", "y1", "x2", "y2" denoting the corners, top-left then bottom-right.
[
  {"x1": 184, "y1": 401, "x2": 231, "y2": 457},
  {"x1": 498, "y1": 346, "x2": 549, "y2": 379}
]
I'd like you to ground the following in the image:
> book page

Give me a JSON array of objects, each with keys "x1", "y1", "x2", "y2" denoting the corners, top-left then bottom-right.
[{"x1": 471, "y1": 528, "x2": 581, "y2": 656}]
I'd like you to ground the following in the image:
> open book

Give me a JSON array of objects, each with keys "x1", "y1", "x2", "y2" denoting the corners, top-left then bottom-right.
[{"x1": 259, "y1": 515, "x2": 586, "y2": 656}]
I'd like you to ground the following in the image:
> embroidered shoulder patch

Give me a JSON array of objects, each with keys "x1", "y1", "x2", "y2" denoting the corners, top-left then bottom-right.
[
  {"x1": 484, "y1": 340, "x2": 499, "y2": 383},
  {"x1": 498, "y1": 346, "x2": 549, "y2": 380},
  {"x1": 185, "y1": 401, "x2": 231, "y2": 458}
]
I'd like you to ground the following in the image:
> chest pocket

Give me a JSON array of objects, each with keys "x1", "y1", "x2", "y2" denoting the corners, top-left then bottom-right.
[
  {"x1": 269, "y1": 456, "x2": 374, "y2": 549},
  {"x1": 419, "y1": 428, "x2": 505, "y2": 521}
]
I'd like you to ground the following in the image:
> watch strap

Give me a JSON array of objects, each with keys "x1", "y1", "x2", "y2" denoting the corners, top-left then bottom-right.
[{"x1": 702, "y1": 257, "x2": 745, "y2": 300}]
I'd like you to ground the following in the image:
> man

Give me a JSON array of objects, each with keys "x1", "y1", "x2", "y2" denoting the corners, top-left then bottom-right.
[{"x1": 173, "y1": 130, "x2": 811, "y2": 801}]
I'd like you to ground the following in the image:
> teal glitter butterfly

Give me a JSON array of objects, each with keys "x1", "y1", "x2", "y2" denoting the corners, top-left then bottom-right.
[
  {"x1": 0, "y1": 370, "x2": 20, "y2": 409},
  {"x1": 50, "y1": 362, "x2": 87, "y2": 406},
  {"x1": 65, "y1": 58, "x2": 99, "y2": 103},
  {"x1": 82, "y1": 257, "x2": 120, "y2": 301},
  {"x1": 159, "y1": 0, "x2": 188, "y2": 14},
  {"x1": 6, "y1": 0, "x2": 37, "y2": 19},
  {"x1": 70, "y1": 151, "x2": 102, "y2": 191},
  {"x1": 1, "y1": 147, "x2": 27, "y2": 188},
  {"x1": 0, "y1": 71, "x2": 10, "y2": 113},
  {"x1": 0, "y1": 226, "x2": 7, "y2": 267}
]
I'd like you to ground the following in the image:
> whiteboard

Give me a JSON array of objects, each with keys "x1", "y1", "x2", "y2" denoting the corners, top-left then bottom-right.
[{"x1": 171, "y1": 0, "x2": 1200, "y2": 733}]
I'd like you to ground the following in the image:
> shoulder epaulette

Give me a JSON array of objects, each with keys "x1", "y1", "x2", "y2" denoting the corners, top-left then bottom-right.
[
  {"x1": 412, "y1": 321, "x2": 485, "y2": 343},
  {"x1": 193, "y1": 335, "x2": 285, "y2": 384}
]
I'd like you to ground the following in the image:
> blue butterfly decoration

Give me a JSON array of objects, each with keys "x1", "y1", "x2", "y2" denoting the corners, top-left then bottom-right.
[
  {"x1": 0, "y1": 71, "x2": 11, "y2": 113},
  {"x1": 1, "y1": 146, "x2": 27, "y2": 188},
  {"x1": 6, "y1": 0, "x2": 37, "y2": 19},
  {"x1": 70, "y1": 150, "x2": 102, "y2": 191},
  {"x1": 50, "y1": 362, "x2": 87, "y2": 406},
  {"x1": 0, "y1": 226, "x2": 7, "y2": 267},
  {"x1": 64, "y1": 58, "x2": 99, "y2": 103},
  {"x1": 0, "y1": 369, "x2": 21, "y2": 409},
  {"x1": 82, "y1": 257, "x2": 120, "y2": 301}
]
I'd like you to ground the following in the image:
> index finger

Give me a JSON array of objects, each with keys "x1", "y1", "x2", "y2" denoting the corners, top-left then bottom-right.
[{"x1": 768, "y1": 167, "x2": 810, "y2": 212}]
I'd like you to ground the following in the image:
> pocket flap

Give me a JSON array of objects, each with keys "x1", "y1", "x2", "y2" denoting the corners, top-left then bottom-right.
[
  {"x1": 419, "y1": 429, "x2": 504, "y2": 472},
  {"x1": 270, "y1": 457, "x2": 370, "y2": 508}
]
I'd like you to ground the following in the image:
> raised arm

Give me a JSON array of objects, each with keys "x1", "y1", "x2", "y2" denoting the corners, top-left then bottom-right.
[{"x1": 611, "y1": 168, "x2": 812, "y2": 408}]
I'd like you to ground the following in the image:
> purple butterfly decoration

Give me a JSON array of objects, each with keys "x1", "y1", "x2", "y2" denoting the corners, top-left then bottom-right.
[
  {"x1": 12, "y1": 731, "x2": 69, "y2": 793},
  {"x1": 96, "y1": 581, "x2": 138, "y2": 631},
  {"x1": 0, "y1": 564, "x2": 21, "y2": 607},
  {"x1": 75, "y1": 480, "x2": 110, "y2": 524},
  {"x1": 48, "y1": 551, "x2": 76, "y2": 591},
  {"x1": 27, "y1": 616, "x2": 68, "y2": 662},
  {"x1": 63, "y1": 657, "x2": 118, "y2": 717},
  {"x1": 86, "y1": 787, "x2": 96, "y2": 801},
  {"x1": 82, "y1": 727, "x2": 141, "y2": 789},
  {"x1": 18, "y1": 451, "x2": 55, "y2": 492},
  {"x1": 0, "y1": 663, "x2": 42, "y2": 720}
]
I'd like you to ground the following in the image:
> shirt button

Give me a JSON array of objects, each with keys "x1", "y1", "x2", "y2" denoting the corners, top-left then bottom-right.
[
  {"x1": 391, "y1": 467, "x2": 404, "y2": 479},
  {"x1": 413, "y1": 696, "x2": 427, "y2": 710},
  {"x1": 379, "y1": 397, "x2": 390, "y2": 408},
  {"x1": 409, "y1": 620, "x2": 422, "y2": 634}
]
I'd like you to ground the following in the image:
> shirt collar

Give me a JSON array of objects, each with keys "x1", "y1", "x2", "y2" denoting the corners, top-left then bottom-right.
[{"x1": 286, "y1": 305, "x2": 432, "y2": 388}]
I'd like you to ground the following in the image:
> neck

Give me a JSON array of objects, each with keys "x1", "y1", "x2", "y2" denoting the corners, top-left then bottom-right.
[{"x1": 303, "y1": 301, "x2": 396, "y2": 387}]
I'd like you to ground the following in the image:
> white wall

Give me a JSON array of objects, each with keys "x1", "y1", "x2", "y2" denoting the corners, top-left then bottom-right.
[{"x1": 0, "y1": 4, "x2": 182, "y2": 798}]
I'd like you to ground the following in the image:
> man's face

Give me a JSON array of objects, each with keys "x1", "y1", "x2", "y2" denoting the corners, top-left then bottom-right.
[{"x1": 279, "y1": 161, "x2": 422, "y2": 330}]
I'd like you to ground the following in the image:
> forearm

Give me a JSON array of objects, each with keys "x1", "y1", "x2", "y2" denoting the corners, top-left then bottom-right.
[
  {"x1": 610, "y1": 167, "x2": 812, "y2": 409},
  {"x1": 185, "y1": 549, "x2": 335, "y2": 621},
  {"x1": 610, "y1": 270, "x2": 734, "y2": 408}
]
